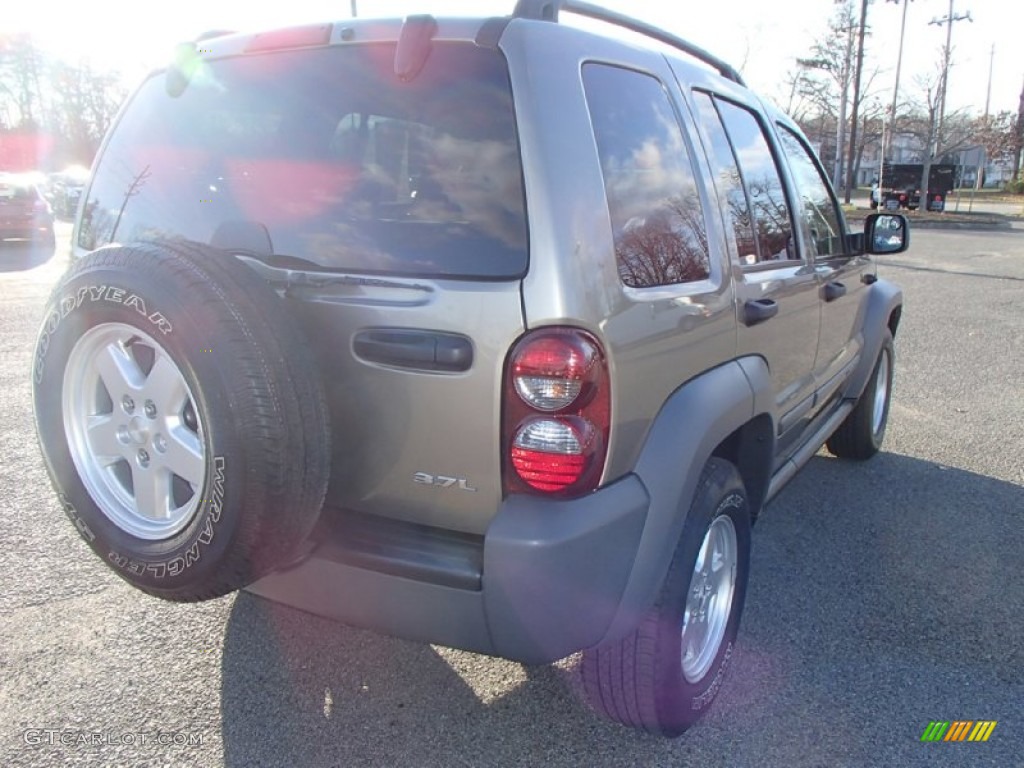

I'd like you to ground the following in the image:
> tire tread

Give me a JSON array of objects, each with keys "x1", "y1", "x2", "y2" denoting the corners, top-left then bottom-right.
[{"x1": 579, "y1": 459, "x2": 745, "y2": 736}]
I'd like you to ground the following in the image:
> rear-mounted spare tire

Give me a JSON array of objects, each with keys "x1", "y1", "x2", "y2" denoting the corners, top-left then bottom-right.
[{"x1": 32, "y1": 242, "x2": 330, "y2": 601}]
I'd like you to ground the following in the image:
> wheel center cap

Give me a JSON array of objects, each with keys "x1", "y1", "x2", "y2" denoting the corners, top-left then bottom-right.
[{"x1": 127, "y1": 416, "x2": 150, "y2": 446}]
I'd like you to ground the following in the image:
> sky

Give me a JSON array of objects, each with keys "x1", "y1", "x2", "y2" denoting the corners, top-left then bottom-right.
[{"x1": 4, "y1": 0, "x2": 1023, "y2": 117}]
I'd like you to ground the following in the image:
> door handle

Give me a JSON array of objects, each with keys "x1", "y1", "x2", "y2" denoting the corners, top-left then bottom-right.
[
  {"x1": 354, "y1": 329, "x2": 473, "y2": 372},
  {"x1": 743, "y1": 299, "x2": 779, "y2": 326},
  {"x1": 824, "y1": 281, "x2": 847, "y2": 302}
]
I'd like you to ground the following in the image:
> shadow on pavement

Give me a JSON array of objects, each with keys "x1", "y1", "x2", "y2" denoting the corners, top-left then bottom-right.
[
  {"x1": 219, "y1": 452, "x2": 1022, "y2": 767},
  {"x1": 0, "y1": 242, "x2": 57, "y2": 273}
]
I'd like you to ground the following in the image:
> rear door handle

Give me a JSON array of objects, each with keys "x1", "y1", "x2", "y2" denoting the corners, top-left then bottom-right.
[
  {"x1": 354, "y1": 329, "x2": 473, "y2": 372},
  {"x1": 824, "y1": 281, "x2": 847, "y2": 302},
  {"x1": 743, "y1": 299, "x2": 779, "y2": 326}
]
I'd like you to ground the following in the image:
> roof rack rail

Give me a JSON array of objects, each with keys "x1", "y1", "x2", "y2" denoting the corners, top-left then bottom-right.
[{"x1": 511, "y1": 0, "x2": 746, "y2": 87}]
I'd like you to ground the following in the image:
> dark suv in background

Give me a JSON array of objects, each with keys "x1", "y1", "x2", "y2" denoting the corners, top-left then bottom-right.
[{"x1": 33, "y1": 0, "x2": 907, "y2": 737}]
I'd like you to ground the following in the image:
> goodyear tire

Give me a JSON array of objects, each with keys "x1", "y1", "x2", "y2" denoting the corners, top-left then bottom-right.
[
  {"x1": 32, "y1": 242, "x2": 330, "y2": 601},
  {"x1": 580, "y1": 458, "x2": 751, "y2": 736}
]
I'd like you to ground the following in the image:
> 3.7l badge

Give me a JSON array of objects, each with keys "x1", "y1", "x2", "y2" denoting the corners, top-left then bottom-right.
[{"x1": 413, "y1": 473, "x2": 478, "y2": 492}]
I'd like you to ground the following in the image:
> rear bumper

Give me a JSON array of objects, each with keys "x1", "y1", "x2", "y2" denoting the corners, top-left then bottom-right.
[{"x1": 248, "y1": 474, "x2": 649, "y2": 664}]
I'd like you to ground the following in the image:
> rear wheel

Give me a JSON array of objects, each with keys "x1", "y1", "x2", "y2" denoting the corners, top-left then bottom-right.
[
  {"x1": 33, "y1": 242, "x2": 330, "y2": 600},
  {"x1": 579, "y1": 458, "x2": 751, "y2": 736}
]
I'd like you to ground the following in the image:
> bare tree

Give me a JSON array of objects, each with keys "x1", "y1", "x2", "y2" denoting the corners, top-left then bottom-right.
[
  {"x1": 971, "y1": 110, "x2": 1017, "y2": 185},
  {"x1": 852, "y1": 95, "x2": 887, "y2": 186},
  {"x1": 50, "y1": 60, "x2": 126, "y2": 162},
  {"x1": 0, "y1": 34, "x2": 125, "y2": 167},
  {"x1": 0, "y1": 33, "x2": 47, "y2": 129},
  {"x1": 907, "y1": 68, "x2": 976, "y2": 201},
  {"x1": 796, "y1": 0, "x2": 859, "y2": 189}
]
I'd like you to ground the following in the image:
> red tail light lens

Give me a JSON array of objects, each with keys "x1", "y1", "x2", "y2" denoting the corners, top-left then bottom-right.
[
  {"x1": 503, "y1": 328, "x2": 609, "y2": 497},
  {"x1": 512, "y1": 332, "x2": 601, "y2": 411},
  {"x1": 511, "y1": 417, "x2": 595, "y2": 492}
]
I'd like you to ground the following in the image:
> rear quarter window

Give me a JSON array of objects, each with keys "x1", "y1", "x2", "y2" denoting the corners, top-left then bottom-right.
[{"x1": 582, "y1": 63, "x2": 710, "y2": 288}]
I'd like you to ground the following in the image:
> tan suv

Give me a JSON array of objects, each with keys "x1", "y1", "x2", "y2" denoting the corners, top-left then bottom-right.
[{"x1": 33, "y1": 0, "x2": 907, "y2": 736}]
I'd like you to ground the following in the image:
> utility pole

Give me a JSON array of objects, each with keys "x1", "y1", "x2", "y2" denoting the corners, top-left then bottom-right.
[
  {"x1": 975, "y1": 44, "x2": 994, "y2": 191},
  {"x1": 983, "y1": 44, "x2": 994, "y2": 117},
  {"x1": 928, "y1": 0, "x2": 972, "y2": 161},
  {"x1": 825, "y1": 21, "x2": 857, "y2": 191},
  {"x1": 1014, "y1": 77, "x2": 1024, "y2": 184},
  {"x1": 844, "y1": 0, "x2": 870, "y2": 203},
  {"x1": 921, "y1": 0, "x2": 971, "y2": 210},
  {"x1": 834, "y1": 30, "x2": 852, "y2": 190},
  {"x1": 350, "y1": 1, "x2": 358, "y2": 17}
]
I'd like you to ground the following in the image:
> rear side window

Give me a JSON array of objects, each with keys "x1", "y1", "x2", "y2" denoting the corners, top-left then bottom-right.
[
  {"x1": 582, "y1": 64, "x2": 710, "y2": 288},
  {"x1": 708, "y1": 98, "x2": 796, "y2": 266},
  {"x1": 79, "y1": 43, "x2": 527, "y2": 279},
  {"x1": 776, "y1": 126, "x2": 846, "y2": 259}
]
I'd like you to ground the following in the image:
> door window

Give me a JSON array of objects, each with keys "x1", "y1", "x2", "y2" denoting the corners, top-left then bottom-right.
[
  {"x1": 777, "y1": 126, "x2": 846, "y2": 259},
  {"x1": 706, "y1": 97, "x2": 797, "y2": 266},
  {"x1": 691, "y1": 92, "x2": 759, "y2": 266}
]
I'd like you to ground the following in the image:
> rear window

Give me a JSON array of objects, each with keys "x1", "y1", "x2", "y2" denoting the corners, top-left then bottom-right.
[{"x1": 79, "y1": 43, "x2": 528, "y2": 279}]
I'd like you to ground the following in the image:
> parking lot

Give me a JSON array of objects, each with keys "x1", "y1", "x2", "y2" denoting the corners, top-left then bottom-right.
[{"x1": 1, "y1": 222, "x2": 1021, "y2": 767}]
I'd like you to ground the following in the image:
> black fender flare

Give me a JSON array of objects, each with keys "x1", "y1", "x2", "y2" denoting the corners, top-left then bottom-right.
[
  {"x1": 598, "y1": 356, "x2": 774, "y2": 645},
  {"x1": 843, "y1": 278, "x2": 903, "y2": 401}
]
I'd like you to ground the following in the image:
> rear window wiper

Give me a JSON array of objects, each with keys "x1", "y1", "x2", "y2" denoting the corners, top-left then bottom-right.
[{"x1": 231, "y1": 252, "x2": 429, "y2": 292}]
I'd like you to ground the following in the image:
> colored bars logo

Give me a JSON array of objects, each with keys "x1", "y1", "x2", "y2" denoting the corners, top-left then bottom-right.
[{"x1": 921, "y1": 721, "x2": 997, "y2": 742}]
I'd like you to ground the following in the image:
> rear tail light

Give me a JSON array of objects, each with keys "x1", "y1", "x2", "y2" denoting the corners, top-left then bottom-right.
[{"x1": 503, "y1": 328, "x2": 610, "y2": 496}]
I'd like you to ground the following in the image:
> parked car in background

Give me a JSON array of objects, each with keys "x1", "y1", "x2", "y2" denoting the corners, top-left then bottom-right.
[
  {"x1": 878, "y1": 163, "x2": 956, "y2": 212},
  {"x1": 0, "y1": 173, "x2": 55, "y2": 248},
  {"x1": 48, "y1": 165, "x2": 90, "y2": 220}
]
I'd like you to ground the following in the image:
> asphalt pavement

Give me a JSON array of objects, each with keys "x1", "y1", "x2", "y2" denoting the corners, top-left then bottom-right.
[{"x1": 1, "y1": 223, "x2": 1021, "y2": 767}]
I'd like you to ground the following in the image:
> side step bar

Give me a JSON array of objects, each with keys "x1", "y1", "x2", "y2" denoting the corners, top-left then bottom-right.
[{"x1": 765, "y1": 401, "x2": 854, "y2": 503}]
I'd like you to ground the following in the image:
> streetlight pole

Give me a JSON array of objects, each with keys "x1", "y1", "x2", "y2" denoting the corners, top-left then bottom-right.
[
  {"x1": 884, "y1": 0, "x2": 913, "y2": 163},
  {"x1": 351, "y1": 1, "x2": 358, "y2": 17},
  {"x1": 843, "y1": 0, "x2": 869, "y2": 203}
]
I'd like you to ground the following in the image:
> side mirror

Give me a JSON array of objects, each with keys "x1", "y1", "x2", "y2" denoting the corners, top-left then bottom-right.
[{"x1": 864, "y1": 213, "x2": 909, "y2": 255}]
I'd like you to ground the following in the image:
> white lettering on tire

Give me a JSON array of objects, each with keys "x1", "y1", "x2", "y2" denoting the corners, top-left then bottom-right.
[
  {"x1": 691, "y1": 642, "x2": 733, "y2": 711},
  {"x1": 58, "y1": 494, "x2": 96, "y2": 543},
  {"x1": 35, "y1": 284, "x2": 174, "y2": 383},
  {"x1": 107, "y1": 457, "x2": 226, "y2": 579}
]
